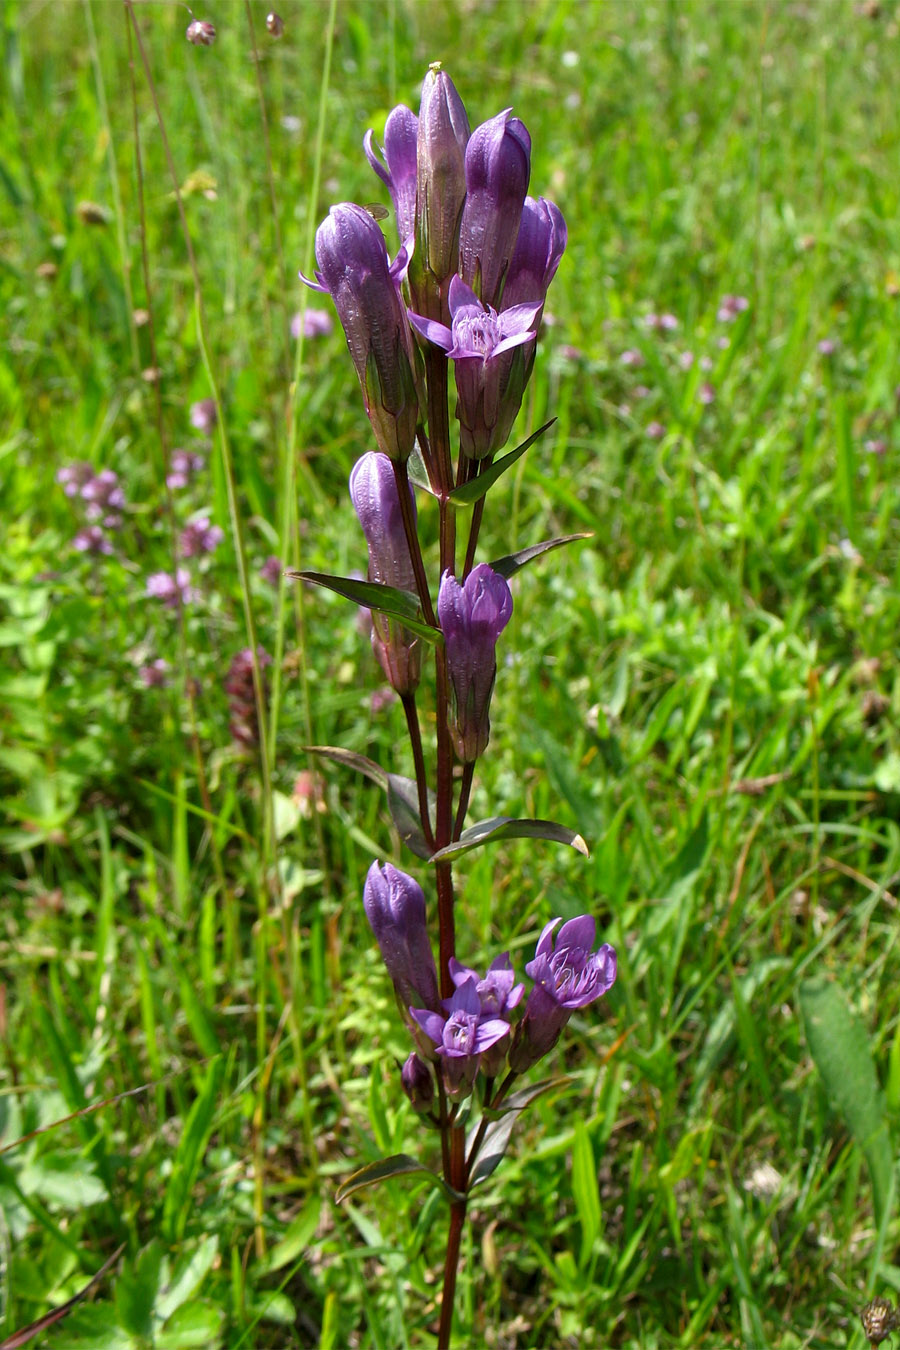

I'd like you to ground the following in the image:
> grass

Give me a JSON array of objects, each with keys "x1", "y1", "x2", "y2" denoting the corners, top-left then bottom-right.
[{"x1": 2, "y1": 0, "x2": 900, "y2": 1346}]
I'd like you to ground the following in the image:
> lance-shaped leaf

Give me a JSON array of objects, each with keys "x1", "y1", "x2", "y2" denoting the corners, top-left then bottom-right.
[
  {"x1": 429, "y1": 815, "x2": 589, "y2": 863},
  {"x1": 467, "y1": 1110, "x2": 523, "y2": 1188},
  {"x1": 308, "y1": 747, "x2": 434, "y2": 859},
  {"x1": 481, "y1": 1075, "x2": 572, "y2": 1122},
  {"x1": 490, "y1": 533, "x2": 592, "y2": 580},
  {"x1": 448, "y1": 418, "x2": 556, "y2": 505},
  {"x1": 335, "y1": 1153, "x2": 460, "y2": 1203},
  {"x1": 290, "y1": 572, "x2": 441, "y2": 645}
]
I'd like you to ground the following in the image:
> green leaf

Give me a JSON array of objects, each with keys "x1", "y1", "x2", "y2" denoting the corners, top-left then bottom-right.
[
  {"x1": 156, "y1": 1302, "x2": 224, "y2": 1349},
  {"x1": 155, "y1": 1236, "x2": 219, "y2": 1320},
  {"x1": 449, "y1": 419, "x2": 556, "y2": 504},
  {"x1": 572, "y1": 1118, "x2": 600, "y2": 1267},
  {"x1": 483, "y1": 1076, "x2": 571, "y2": 1120},
  {"x1": 115, "y1": 1243, "x2": 162, "y2": 1341},
  {"x1": 256, "y1": 1197, "x2": 321, "y2": 1276},
  {"x1": 489, "y1": 533, "x2": 591, "y2": 580},
  {"x1": 799, "y1": 977, "x2": 896, "y2": 1227},
  {"x1": 467, "y1": 1111, "x2": 522, "y2": 1188},
  {"x1": 308, "y1": 747, "x2": 434, "y2": 859},
  {"x1": 291, "y1": 572, "x2": 441, "y2": 644},
  {"x1": 429, "y1": 816, "x2": 588, "y2": 863},
  {"x1": 162, "y1": 1058, "x2": 225, "y2": 1243},
  {"x1": 335, "y1": 1154, "x2": 457, "y2": 1204}
]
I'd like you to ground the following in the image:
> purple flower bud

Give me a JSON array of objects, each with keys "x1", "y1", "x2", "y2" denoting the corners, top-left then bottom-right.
[
  {"x1": 500, "y1": 196, "x2": 567, "y2": 314},
  {"x1": 365, "y1": 105, "x2": 419, "y2": 244},
  {"x1": 415, "y1": 66, "x2": 470, "y2": 288},
  {"x1": 509, "y1": 916, "x2": 617, "y2": 1073},
  {"x1": 411, "y1": 976, "x2": 511, "y2": 1099},
  {"x1": 305, "y1": 204, "x2": 420, "y2": 462},
  {"x1": 400, "y1": 1052, "x2": 435, "y2": 1114},
  {"x1": 189, "y1": 398, "x2": 217, "y2": 434},
  {"x1": 349, "y1": 452, "x2": 421, "y2": 694},
  {"x1": 409, "y1": 275, "x2": 539, "y2": 458},
  {"x1": 265, "y1": 12, "x2": 284, "y2": 37},
  {"x1": 458, "y1": 110, "x2": 531, "y2": 309},
  {"x1": 437, "y1": 564, "x2": 512, "y2": 762},
  {"x1": 363, "y1": 862, "x2": 440, "y2": 1013},
  {"x1": 186, "y1": 18, "x2": 216, "y2": 46},
  {"x1": 138, "y1": 658, "x2": 170, "y2": 688},
  {"x1": 73, "y1": 525, "x2": 113, "y2": 555}
]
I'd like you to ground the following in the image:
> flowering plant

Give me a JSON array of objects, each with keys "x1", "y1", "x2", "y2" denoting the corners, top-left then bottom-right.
[{"x1": 299, "y1": 65, "x2": 617, "y2": 1346}]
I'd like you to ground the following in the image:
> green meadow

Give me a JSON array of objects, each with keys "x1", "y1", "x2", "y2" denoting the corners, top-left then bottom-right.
[{"x1": 2, "y1": 1, "x2": 900, "y2": 1345}]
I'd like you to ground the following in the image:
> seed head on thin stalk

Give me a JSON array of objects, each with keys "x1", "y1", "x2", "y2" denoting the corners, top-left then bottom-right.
[{"x1": 185, "y1": 18, "x2": 216, "y2": 46}]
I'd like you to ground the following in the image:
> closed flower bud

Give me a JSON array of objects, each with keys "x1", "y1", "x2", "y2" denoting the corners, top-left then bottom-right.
[
  {"x1": 400, "y1": 1053, "x2": 435, "y2": 1114},
  {"x1": 265, "y1": 12, "x2": 284, "y2": 37},
  {"x1": 349, "y1": 453, "x2": 421, "y2": 694},
  {"x1": 305, "y1": 204, "x2": 420, "y2": 462},
  {"x1": 415, "y1": 66, "x2": 470, "y2": 293},
  {"x1": 365, "y1": 105, "x2": 419, "y2": 244},
  {"x1": 364, "y1": 863, "x2": 441, "y2": 1014},
  {"x1": 437, "y1": 565, "x2": 513, "y2": 762},
  {"x1": 458, "y1": 110, "x2": 531, "y2": 309},
  {"x1": 186, "y1": 19, "x2": 216, "y2": 46}
]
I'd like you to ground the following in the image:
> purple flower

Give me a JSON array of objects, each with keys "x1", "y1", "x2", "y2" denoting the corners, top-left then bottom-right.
[
  {"x1": 620, "y1": 349, "x2": 644, "y2": 368},
  {"x1": 290, "y1": 308, "x2": 334, "y2": 340},
  {"x1": 400, "y1": 1052, "x2": 435, "y2": 1114},
  {"x1": 365, "y1": 104, "x2": 419, "y2": 243},
  {"x1": 864, "y1": 438, "x2": 887, "y2": 457},
  {"x1": 449, "y1": 952, "x2": 524, "y2": 1077},
  {"x1": 415, "y1": 67, "x2": 470, "y2": 288},
  {"x1": 717, "y1": 294, "x2": 749, "y2": 323},
  {"x1": 179, "y1": 515, "x2": 224, "y2": 558},
  {"x1": 81, "y1": 470, "x2": 125, "y2": 527},
  {"x1": 56, "y1": 462, "x2": 93, "y2": 498},
  {"x1": 437, "y1": 564, "x2": 513, "y2": 762},
  {"x1": 72, "y1": 525, "x2": 113, "y2": 555},
  {"x1": 458, "y1": 109, "x2": 531, "y2": 310},
  {"x1": 146, "y1": 568, "x2": 196, "y2": 608},
  {"x1": 409, "y1": 274, "x2": 540, "y2": 458},
  {"x1": 818, "y1": 337, "x2": 838, "y2": 357},
  {"x1": 678, "y1": 350, "x2": 695, "y2": 371},
  {"x1": 167, "y1": 448, "x2": 205, "y2": 489},
  {"x1": 224, "y1": 646, "x2": 271, "y2": 749},
  {"x1": 699, "y1": 382, "x2": 716, "y2": 405},
  {"x1": 645, "y1": 312, "x2": 679, "y2": 332},
  {"x1": 645, "y1": 420, "x2": 666, "y2": 439},
  {"x1": 138, "y1": 658, "x2": 170, "y2": 687},
  {"x1": 509, "y1": 916, "x2": 617, "y2": 1073},
  {"x1": 304, "y1": 204, "x2": 420, "y2": 462},
  {"x1": 411, "y1": 976, "x2": 511, "y2": 1098},
  {"x1": 349, "y1": 452, "x2": 421, "y2": 694},
  {"x1": 260, "y1": 555, "x2": 282, "y2": 585},
  {"x1": 363, "y1": 862, "x2": 440, "y2": 1013},
  {"x1": 189, "y1": 398, "x2": 217, "y2": 434}
]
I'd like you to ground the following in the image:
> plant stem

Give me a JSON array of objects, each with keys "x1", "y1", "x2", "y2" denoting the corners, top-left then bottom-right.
[
  {"x1": 453, "y1": 761, "x2": 475, "y2": 841},
  {"x1": 438, "y1": 1190, "x2": 467, "y2": 1350},
  {"x1": 401, "y1": 693, "x2": 435, "y2": 852},
  {"x1": 392, "y1": 458, "x2": 436, "y2": 625}
]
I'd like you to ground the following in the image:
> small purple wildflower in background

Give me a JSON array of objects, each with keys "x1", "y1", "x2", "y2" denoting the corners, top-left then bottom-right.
[
  {"x1": 818, "y1": 337, "x2": 838, "y2": 357},
  {"x1": 370, "y1": 687, "x2": 398, "y2": 714},
  {"x1": 57, "y1": 462, "x2": 93, "y2": 498},
  {"x1": 81, "y1": 469, "x2": 125, "y2": 526},
  {"x1": 224, "y1": 646, "x2": 271, "y2": 750},
  {"x1": 699, "y1": 381, "x2": 716, "y2": 405},
  {"x1": 437, "y1": 564, "x2": 513, "y2": 762},
  {"x1": 138, "y1": 658, "x2": 169, "y2": 688},
  {"x1": 363, "y1": 862, "x2": 441, "y2": 1013},
  {"x1": 633, "y1": 384, "x2": 651, "y2": 400},
  {"x1": 290, "y1": 308, "x2": 334, "y2": 340},
  {"x1": 645, "y1": 312, "x2": 679, "y2": 333},
  {"x1": 73, "y1": 525, "x2": 113, "y2": 555},
  {"x1": 646, "y1": 420, "x2": 666, "y2": 439},
  {"x1": 260, "y1": 555, "x2": 282, "y2": 586},
  {"x1": 678, "y1": 350, "x2": 695, "y2": 370},
  {"x1": 167, "y1": 448, "x2": 205, "y2": 489},
  {"x1": 864, "y1": 438, "x2": 887, "y2": 456},
  {"x1": 189, "y1": 397, "x2": 217, "y2": 434},
  {"x1": 620, "y1": 348, "x2": 644, "y2": 368},
  {"x1": 265, "y1": 11, "x2": 284, "y2": 37},
  {"x1": 179, "y1": 515, "x2": 224, "y2": 558},
  {"x1": 509, "y1": 916, "x2": 617, "y2": 1072},
  {"x1": 186, "y1": 19, "x2": 216, "y2": 45},
  {"x1": 717, "y1": 293, "x2": 749, "y2": 322},
  {"x1": 700, "y1": 355, "x2": 714, "y2": 372},
  {"x1": 146, "y1": 568, "x2": 195, "y2": 608},
  {"x1": 411, "y1": 976, "x2": 511, "y2": 1098}
]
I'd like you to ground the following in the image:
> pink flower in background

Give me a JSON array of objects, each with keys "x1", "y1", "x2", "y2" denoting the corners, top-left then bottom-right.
[
  {"x1": 146, "y1": 568, "x2": 196, "y2": 608},
  {"x1": 290, "y1": 308, "x2": 334, "y2": 339},
  {"x1": 189, "y1": 398, "x2": 217, "y2": 434}
]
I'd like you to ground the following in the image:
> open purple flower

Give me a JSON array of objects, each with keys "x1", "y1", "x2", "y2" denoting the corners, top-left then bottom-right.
[
  {"x1": 411, "y1": 975, "x2": 510, "y2": 1098},
  {"x1": 365, "y1": 104, "x2": 419, "y2": 244},
  {"x1": 349, "y1": 452, "x2": 421, "y2": 694},
  {"x1": 509, "y1": 917, "x2": 617, "y2": 1073},
  {"x1": 304, "y1": 204, "x2": 420, "y2": 462},
  {"x1": 458, "y1": 109, "x2": 531, "y2": 309},
  {"x1": 409, "y1": 274, "x2": 540, "y2": 458},
  {"x1": 437, "y1": 564, "x2": 512, "y2": 762},
  {"x1": 364, "y1": 862, "x2": 440, "y2": 1014},
  {"x1": 449, "y1": 952, "x2": 524, "y2": 1077}
]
